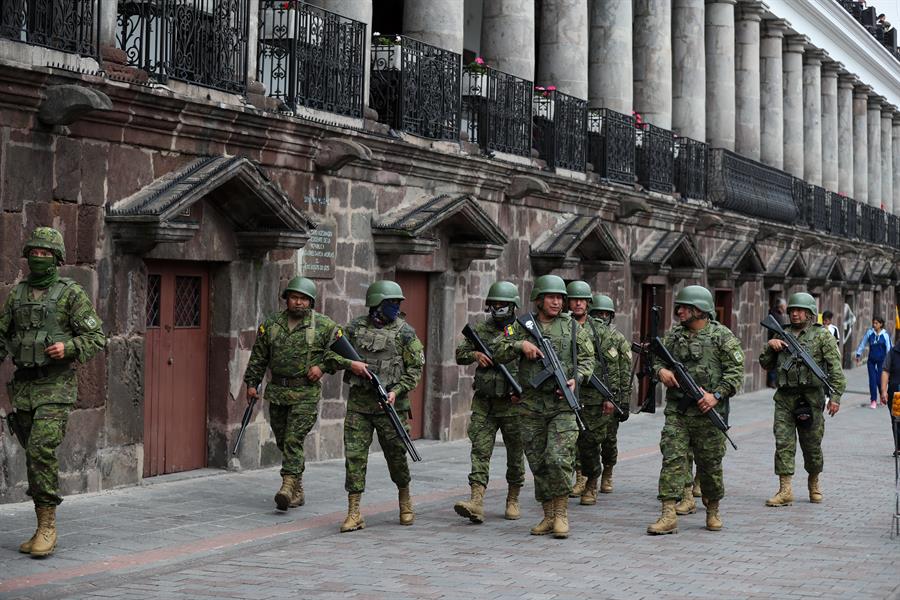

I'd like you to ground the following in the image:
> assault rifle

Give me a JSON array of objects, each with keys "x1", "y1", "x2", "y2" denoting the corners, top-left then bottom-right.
[
  {"x1": 461, "y1": 323, "x2": 523, "y2": 397},
  {"x1": 760, "y1": 314, "x2": 837, "y2": 400},
  {"x1": 587, "y1": 372, "x2": 624, "y2": 416},
  {"x1": 517, "y1": 313, "x2": 587, "y2": 432},
  {"x1": 632, "y1": 288, "x2": 661, "y2": 414},
  {"x1": 650, "y1": 338, "x2": 738, "y2": 450},
  {"x1": 232, "y1": 391, "x2": 259, "y2": 455},
  {"x1": 330, "y1": 332, "x2": 422, "y2": 462}
]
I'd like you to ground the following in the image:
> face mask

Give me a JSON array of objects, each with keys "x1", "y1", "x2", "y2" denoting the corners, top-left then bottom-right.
[
  {"x1": 598, "y1": 314, "x2": 613, "y2": 326},
  {"x1": 28, "y1": 255, "x2": 56, "y2": 275},
  {"x1": 379, "y1": 301, "x2": 401, "y2": 322},
  {"x1": 489, "y1": 305, "x2": 511, "y2": 320}
]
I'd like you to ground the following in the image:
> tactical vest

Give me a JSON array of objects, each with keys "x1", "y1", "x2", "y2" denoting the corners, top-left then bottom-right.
[
  {"x1": 517, "y1": 314, "x2": 578, "y2": 393},
  {"x1": 267, "y1": 311, "x2": 318, "y2": 377},
  {"x1": 776, "y1": 325, "x2": 820, "y2": 388},
  {"x1": 9, "y1": 279, "x2": 75, "y2": 368},
  {"x1": 343, "y1": 319, "x2": 406, "y2": 391},
  {"x1": 667, "y1": 322, "x2": 727, "y2": 394},
  {"x1": 472, "y1": 319, "x2": 515, "y2": 399}
]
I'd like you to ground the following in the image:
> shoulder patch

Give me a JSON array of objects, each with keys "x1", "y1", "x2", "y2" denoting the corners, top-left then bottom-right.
[
  {"x1": 84, "y1": 315, "x2": 98, "y2": 329},
  {"x1": 504, "y1": 324, "x2": 515, "y2": 337},
  {"x1": 733, "y1": 349, "x2": 743, "y2": 362},
  {"x1": 258, "y1": 324, "x2": 265, "y2": 335},
  {"x1": 607, "y1": 347, "x2": 618, "y2": 358}
]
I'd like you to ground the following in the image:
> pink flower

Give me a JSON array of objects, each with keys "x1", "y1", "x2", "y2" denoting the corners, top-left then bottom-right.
[
  {"x1": 534, "y1": 85, "x2": 545, "y2": 91},
  {"x1": 474, "y1": 57, "x2": 485, "y2": 65},
  {"x1": 546, "y1": 85, "x2": 557, "y2": 91}
]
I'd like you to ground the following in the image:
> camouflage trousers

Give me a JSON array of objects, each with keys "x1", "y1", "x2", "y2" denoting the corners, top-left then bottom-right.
[
  {"x1": 772, "y1": 388, "x2": 825, "y2": 476},
  {"x1": 658, "y1": 411, "x2": 726, "y2": 501},
  {"x1": 344, "y1": 410, "x2": 411, "y2": 493},
  {"x1": 521, "y1": 410, "x2": 578, "y2": 503},
  {"x1": 269, "y1": 403, "x2": 318, "y2": 478},
  {"x1": 466, "y1": 410, "x2": 525, "y2": 488},
  {"x1": 17, "y1": 404, "x2": 71, "y2": 507},
  {"x1": 576, "y1": 405, "x2": 620, "y2": 480}
]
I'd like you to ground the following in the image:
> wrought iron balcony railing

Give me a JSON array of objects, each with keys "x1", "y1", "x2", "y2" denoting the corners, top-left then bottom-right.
[
  {"x1": 674, "y1": 136, "x2": 707, "y2": 200},
  {"x1": 802, "y1": 184, "x2": 829, "y2": 231},
  {"x1": 829, "y1": 193, "x2": 846, "y2": 236},
  {"x1": 370, "y1": 34, "x2": 460, "y2": 140},
  {"x1": 586, "y1": 108, "x2": 635, "y2": 185},
  {"x1": 860, "y1": 203, "x2": 875, "y2": 243},
  {"x1": 847, "y1": 198, "x2": 860, "y2": 239},
  {"x1": 460, "y1": 65, "x2": 532, "y2": 157},
  {"x1": 636, "y1": 123, "x2": 674, "y2": 193},
  {"x1": 890, "y1": 214, "x2": 899, "y2": 248},
  {"x1": 707, "y1": 148, "x2": 797, "y2": 224},
  {"x1": 117, "y1": 0, "x2": 249, "y2": 93},
  {"x1": 0, "y1": 0, "x2": 99, "y2": 56},
  {"x1": 532, "y1": 88, "x2": 587, "y2": 171}
]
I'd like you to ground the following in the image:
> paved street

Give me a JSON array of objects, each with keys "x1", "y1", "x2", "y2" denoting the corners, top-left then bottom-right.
[{"x1": 1, "y1": 366, "x2": 898, "y2": 600}]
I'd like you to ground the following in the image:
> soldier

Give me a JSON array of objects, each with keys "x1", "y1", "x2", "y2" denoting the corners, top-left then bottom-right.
[
  {"x1": 453, "y1": 281, "x2": 526, "y2": 523},
  {"x1": 340, "y1": 280, "x2": 424, "y2": 532},
  {"x1": 647, "y1": 286, "x2": 744, "y2": 535},
  {"x1": 0, "y1": 227, "x2": 106, "y2": 557},
  {"x1": 759, "y1": 292, "x2": 845, "y2": 507},
  {"x1": 494, "y1": 275, "x2": 595, "y2": 539},
  {"x1": 243, "y1": 276, "x2": 352, "y2": 511}
]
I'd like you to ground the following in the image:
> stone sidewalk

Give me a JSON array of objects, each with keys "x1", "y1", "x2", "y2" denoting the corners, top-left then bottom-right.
[{"x1": 0, "y1": 367, "x2": 898, "y2": 600}]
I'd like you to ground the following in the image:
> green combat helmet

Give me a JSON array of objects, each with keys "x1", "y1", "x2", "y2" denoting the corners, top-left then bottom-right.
[
  {"x1": 566, "y1": 280, "x2": 592, "y2": 300},
  {"x1": 365, "y1": 280, "x2": 405, "y2": 307},
  {"x1": 282, "y1": 276, "x2": 318, "y2": 306},
  {"x1": 674, "y1": 285, "x2": 715, "y2": 318},
  {"x1": 529, "y1": 274, "x2": 568, "y2": 301},
  {"x1": 786, "y1": 292, "x2": 817, "y2": 317},
  {"x1": 590, "y1": 294, "x2": 615, "y2": 314},
  {"x1": 486, "y1": 280, "x2": 520, "y2": 307},
  {"x1": 23, "y1": 226, "x2": 65, "y2": 264}
]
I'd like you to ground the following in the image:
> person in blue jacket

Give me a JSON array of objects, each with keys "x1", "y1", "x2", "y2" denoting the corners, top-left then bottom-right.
[{"x1": 856, "y1": 316, "x2": 892, "y2": 409}]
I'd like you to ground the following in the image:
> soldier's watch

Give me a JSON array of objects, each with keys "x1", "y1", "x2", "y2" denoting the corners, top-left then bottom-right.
[{"x1": 713, "y1": 391, "x2": 723, "y2": 402}]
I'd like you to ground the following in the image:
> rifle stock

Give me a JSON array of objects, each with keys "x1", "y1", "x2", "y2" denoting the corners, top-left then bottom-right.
[{"x1": 461, "y1": 323, "x2": 524, "y2": 397}]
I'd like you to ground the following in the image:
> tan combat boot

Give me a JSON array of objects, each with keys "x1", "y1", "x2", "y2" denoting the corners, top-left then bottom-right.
[
  {"x1": 600, "y1": 465, "x2": 614, "y2": 494},
  {"x1": 289, "y1": 478, "x2": 305, "y2": 508},
  {"x1": 570, "y1": 471, "x2": 587, "y2": 497},
  {"x1": 340, "y1": 492, "x2": 365, "y2": 532},
  {"x1": 808, "y1": 473, "x2": 823, "y2": 503},
  {"x1": 398, "y1": 486, "x2": 415, "y2": 525},
  {"x1": 552, "y1": 496, "x2": 569, "y2": 539},
  {"x1": 580, "y1": 477, "x2": 598, "y2": 506},
  {"x1": 675, "y1": 485, "x2": 697, "y2": 515},
  {"x1": 765, "y1": 475, "x2": 794, "y2": 507},
  {"x1": 30, "y1": 505, "x2": 57, "y2": 557},
  {"x1": 692, "y1": 473, "x2": 702, "y2": 498},
  {"x1": 704, "y1": 498, "x2": 722, "y2": 531},
  {"x1": 19, "y1": 508, "x2": 40, "y2": 554},
  {"x1": 646, "y1": 500, "x2": 678, "y2": 535},
  {"x1": 454, "y1": 483, "x2": 486, "y2": 523},
  {"x1": 504, "y1": 485, "x2": 522, "y2": 520},
  {"x1": 530, "y1": 500, "x2": 555, "y2": 535},
  {"x1": 274, "y1": 474, "x2": 297, "y2": 511}
]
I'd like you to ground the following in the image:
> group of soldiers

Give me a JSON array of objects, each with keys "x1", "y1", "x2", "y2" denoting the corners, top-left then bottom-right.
[{"x1": 0, "y1": 227, "x2": 848, "y2": 558}]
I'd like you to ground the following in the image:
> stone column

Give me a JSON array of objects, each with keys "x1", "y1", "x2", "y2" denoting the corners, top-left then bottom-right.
[
  {"x1": 760, "y1": 19, "x2": 787, "y2": 169},
  {"x1": 482, "y1": 0, "x2": 536, "y2": 81},
  {"x1": 705, "y1": 0, "x2": 737, "y2": 150},
  {"x1": 820, "y1": 62, "x2": 840, "y2": 192},
  {"x1": 893, "y1": 114, "x2": 900, "y2": 214},
  {"x1": 537, "y1": 0, "x2": 589, "y2": 98},
  {"x1": 782, "y1": 35, "x2": 807, "y2": 179},
  {"x1": 837, "y1": 74, "x2": 856, "y2": 196},
  {"x1": 868, "y1": 95, "x2": 883, "y2": 208},
  {"x1": 404, "y1": 0, "x2": 465, "y2": 53},
  {"x1": 853, "y1": 85, "x2": 870, "y2": 203},
  {"x1": 672, "y1": 0, "x2": 705, "y2": 140},
  {"x1": 735, "y1": 1, "x2": 764, "y2": 160},
  {"x1": 322, "y1": 0, "x2": 373, "y2": 109},
  {"x1": 633, "y1": 0, "x2": 672, "y2": 129},
  {"x1": 588, "y1": 0, "x2": 632, "y2": 112},
  {"x1": 802, "y1": 49, "x2": 824, "y2": 186},
  {"x1": 882, "y1": 106, "x2": 894, "y2": 213}
]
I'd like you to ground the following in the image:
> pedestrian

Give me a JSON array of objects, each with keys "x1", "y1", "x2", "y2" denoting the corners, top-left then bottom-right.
[
  {"x1": 856, "y1": 316, "x2": 892, "y2": 409},
  {"x1": 493, "y1": 275, "x2": 595, "y2": 539},
  {"x1": 767, "y1": 298, "x2": 789, "y2": 388},
  {"x1": 340, "y1": 280, "x2": 424, "y2": 532},
  {"x1": 453, "y1": 281, "x2": 525, "y2": 523},
  {"x1": 878, "y1": 342, "x2": 900, "y2": 456},
  {"x1": 0, "y1": 227, "x2": 107, "y2": 557},
  {"x1": 243, "y1": 276, "x2": 353, "y2": 511},
  {"x1": 822, "y1": 310, "x2": 840, "y2": 345},
  {"x1": 646, "y1": 286, "x2": 744, "y2": 535},
  {"x1": 760, "y1": 292, "x2": 846, "y2": 507}
]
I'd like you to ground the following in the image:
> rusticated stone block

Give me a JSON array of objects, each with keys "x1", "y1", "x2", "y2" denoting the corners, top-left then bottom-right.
[
  {"x1": 76, "y1": 351, "x2": 107, "y2": 409},
  {"x1": 105, "y1": 336, "x2": 143, "y2": 446},
  {"x1": 318, "y1": 421, "x2": 344, "y2": 459},
  {"x1": 58, "y1": 407, "x2": 104, "y2": 472},
  {"x1": 54, "y1": 136, "x2": 82, "y2": 203},
  {"x1": 80, "y1": 142, "x2": 109, "y2": 206},
  {"x1": 76, "y1": 204, "x2": 103, "y2": 264},
  {"x1": 319, "y1": 400, "x2": 346, "y2": 420},
  {"x1": 99, "y1": 444, "x2": 142, "y2": 490},
  {"x1": 3, "y1": 145, "x2": 52, "y2": 211},
  {"x1": 107, "y1": 145, "x2": 153, "y2": 203},
  {"x1": 0, "y1": 212, "x2": 25, "y2": 282}
]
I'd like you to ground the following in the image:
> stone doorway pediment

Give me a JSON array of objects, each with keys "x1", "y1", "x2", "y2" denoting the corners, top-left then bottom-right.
[
  {"x1": 806, "y1": 254, "x2": 845, "y2": 284},
  {"x1": 529, "y1": 215, "x2": 626, "y2": 276},
  {"x1": 708, "y1": 240, "x2": 766, "y2": 283},
  {"x1": 872, "y1": 259, "x2": 900, "y2": 285},
  {"x1": 764, "y1": 248, "x2": 808, "y2": 287},
  {"x1": 842, "y1": 258, "x2": 875, "y2": 287},
  {"x1": 631, "y1": 230, "x2": 704, "y2": 280}
]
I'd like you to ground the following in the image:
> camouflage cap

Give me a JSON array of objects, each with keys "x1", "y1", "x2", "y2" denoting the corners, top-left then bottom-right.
[{"x1": 23, "y1": 227, "x2": 65, "y2": 263}]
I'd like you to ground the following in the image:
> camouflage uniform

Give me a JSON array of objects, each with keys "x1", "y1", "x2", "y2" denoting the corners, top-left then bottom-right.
[
  {"x1": 455, "y1": 317, "x2": 525, "y2": 489},
  {"x1": 342, "y1": 315, "x2": 424, "y2": 493}
]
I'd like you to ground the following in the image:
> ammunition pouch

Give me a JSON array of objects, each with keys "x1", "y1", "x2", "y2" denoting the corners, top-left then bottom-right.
[
  {"x1": 13, "y1": 364, "x2": 71, "y2": 382},
  {"x1": 5, "y1": 412, "x2": 28, "y2": 448},
  {"x1": 270, "y1": 375, "x2": 310, "y2": 388},
  {"x1": 793, "y1": 401, "x2": 813, "y2": 430}
]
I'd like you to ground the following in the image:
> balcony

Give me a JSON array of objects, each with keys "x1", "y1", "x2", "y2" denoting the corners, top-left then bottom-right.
[
  {"x1": 801, "y1": 184, "x2": 829, "y2": 231},
  {"x1": 257, "y1": 0, "x2": 365, "y2": 118},
  {"x1": 706, "y1": 148, "x2": 798, "y2": 224},
  {"x1": 674, "y1": 136, "x2": 707, "y2": 201},
  {"x1": 0, "y1": 0, "x2": 99, "y2": 56},
  {"x1": 890, "y1": 214, "x2": 899, "y2": 247},
  {"x1": 532, "y1": 87, "x2": 586, "y2": 171},
  {"x1": 586, "y1": 108, "x2": 635, "y2": 186},
  {"x1": 460, "y1": 64, "x2": 532, "y2": 157},
  {"x1": 636, "y1": 123, "x2": 674, "y2": 194},
  {"x1": 116, "y1": 0, "x2": 250, "y2": 93},
  {"x1": 369, "y1": 34, "x2": 460, "y2": 140}
]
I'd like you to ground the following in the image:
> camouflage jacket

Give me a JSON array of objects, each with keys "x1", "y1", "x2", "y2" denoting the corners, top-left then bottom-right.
[
  {"x1": 243, "y1": 309, "x2": 350, "y2": 406},
  {"x1": 759, "y1": 322, "x2": 846, "y2": 404},
  {"x1": 652, "y1": 321, "x2": 745, "y2": 417},
  {"x1": 343, "y1": 315, "x2": 424, "y2": 414},
  {"x1": 493, "y1": 312, "x2": 595, "y2": 415},
  {"x1": 583, "y1": 317, "x2": 634, "y2": 409},
  {"x1": 455, "y1": 317, "x2": 520, "y2": 417}
]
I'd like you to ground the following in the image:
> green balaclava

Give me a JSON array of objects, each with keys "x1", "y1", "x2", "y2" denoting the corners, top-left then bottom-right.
[{"x1": 23, "y1": 227, "x2": 64, "y2": 289}]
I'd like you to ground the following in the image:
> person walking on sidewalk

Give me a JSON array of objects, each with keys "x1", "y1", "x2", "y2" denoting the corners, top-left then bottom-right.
[
  {"x1": 340, "y1": 281, "x2": 424, "y2": 532},
  {"x1": 760, "y1": 292, "x2": 846, "y2": 508},
  {"x1": 878, "y1": 344, "x2": 900, "y2": 456},
  {"x1": 453, "y1": 281, "x2": 526, "y2": 524},
  {"x1": 0, "y1": 227, "x2": 107, "y2": 557},
  {"x1": 856, "y1": 316, "x2": 892, "y2": 409}
]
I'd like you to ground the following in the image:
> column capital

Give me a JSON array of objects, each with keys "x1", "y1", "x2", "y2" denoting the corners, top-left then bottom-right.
[
  {"x1": 882, "y1": 104, "x2": 897, "y2": 118},
  {"x1": 785, "y1": 34, "x2": 809, "y2": 53},
  {"x1": 762, "y1": 18, "x2": 790, "y2": 38},
  {"x1": 736, "y1": 0, "x2": 766, "y2": 21},
  {"x1": 821, "y1": 61, "x2": 842, "y2": 78},
  {"x1": 705, "y1": 0, "x2": 737, "y2": 5},
  {"x1": 839, "y1": 72, "x2": 859, "y2": 88},
  {"x1": 892, "y1": 112, "x2": 900, "y2": 126},
  {"x1": 854, "y1": 83, "x2": 873, "y2": 99},
  {"x1": 803, "y1": 48, "x2": 827, "y2": 66},
  {"x1": 868, "y1": 94, "x2": 886, "y2": 109}
]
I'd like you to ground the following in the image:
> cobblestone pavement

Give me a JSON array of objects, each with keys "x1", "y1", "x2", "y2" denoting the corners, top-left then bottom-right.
[{"x1": 1, "y1": 367, "x2": 898, "y2": 600}]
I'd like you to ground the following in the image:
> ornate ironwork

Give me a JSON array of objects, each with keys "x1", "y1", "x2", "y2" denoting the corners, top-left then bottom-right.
[
  {"x1": 636, "y1": 123, "x2": 674, "y2": 194},
  {"x1": 460, "y1": 66, "x2": 532, "y2": 157},
  {"x1": 890, "y1": 214, "x2": 899, "y2": 248},
  {"x1": 0, "y1": 0, "x2": 98, "y2": 56},
  {"x1": 257, "y1": 1, "x2": 364, "y2": 117},
  {"x1": 829, "y1": 194, "x2": 846, "y2": 236},
  {"x1": 369, "y1": 34, "x2": 460, "y2": 140},
  {"x1": 803, "y1": 184, "x2": 828, "y2": 231},
  {"x1": 586, "y1": 108, "x2": 635, "y2": 185},
  {"x1": 706, "y1": 148, "x2": 797, "y2": 224},
  {"x1": 531, "y1": 88, "x2": 587, "y2": 171},
  {"x1": 674, "y1": 136, "x2": 707, "y2": 200},
  {"x1": 117, "y1": 0, "x2": 249, "y2": 93},
  {"x1": 860, "y1": 204, "x2": 875, "y2": 242},
  {"x1": 847, "y1": 199, "x2": 859, "y2": 239},
  {"x1": 874, "y1": 206, "x2": 887, "y2": 245}
]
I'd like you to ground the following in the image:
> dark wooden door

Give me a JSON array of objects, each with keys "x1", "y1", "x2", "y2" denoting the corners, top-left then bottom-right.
[
  {"x1": 393, "y1": 271, "x2": 428, "y2": 439},
  {"x1": 714, "y1": 289, "x2": 734, "y2": 330},
  {"x1": 638, "y1": 284, "x2": 666, "y2": 406},
  {"x1": 143, "y1": 262, "x2": 209, "y2": 477}
]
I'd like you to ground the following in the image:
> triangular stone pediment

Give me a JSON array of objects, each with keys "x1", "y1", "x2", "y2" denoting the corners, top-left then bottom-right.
[
  {"x1": 530, "y1": 216, "x2": 626, "y2": 275},
  {"x1": 708, "y1": 240, "x2": 766, "y2": 281},
  {"x1": 631, "y1": 230, "x2": 704, "y2": 279},
  {"x1": 842, "y1": 258, "x2": 875, "y2": 285},
  {"x1": 807, "y1": 254, "x2": 845, "y2": 282},
  {"x1": 872, "y1": 259, "x2": 900, "y2": 284}
]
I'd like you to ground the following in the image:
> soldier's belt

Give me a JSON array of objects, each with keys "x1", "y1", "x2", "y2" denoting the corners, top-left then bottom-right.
[
  {"x1": 13, "y1": 364, "x2": 71, "y2": 382},
  {"x1": 270, "y1": 375, "x2": 310, "y2": 388}
]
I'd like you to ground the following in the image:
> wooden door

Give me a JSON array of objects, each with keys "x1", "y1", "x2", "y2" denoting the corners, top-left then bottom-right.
[
  {"x1": 638, "y1": 284, "x2": 666, "y2": 407},
  {"x1": 143, "y1": 262, "x2": 210, "y2": 477},
  {"x1": 393, "y1": 271, "x2": 428, "y2": 439},
  {"x1": 715, "y1": 289, "x2": 734, "y2": 330}
]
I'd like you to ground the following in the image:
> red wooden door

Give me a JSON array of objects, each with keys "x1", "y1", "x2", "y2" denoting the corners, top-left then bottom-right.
[
  {"x1": 393, "y1": 272, "x2": 428, "y2": 439},
  {"x1": 143, "y1": 262, "x2": 209, "y2": 477},
  {"x1": 715, "y1": 289, "x2": 734, "y2": 330},
  {"x1": 639, "y1": 284, "x2": 667, "y2": 406}
]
